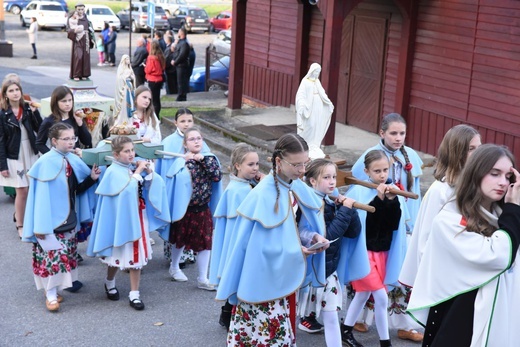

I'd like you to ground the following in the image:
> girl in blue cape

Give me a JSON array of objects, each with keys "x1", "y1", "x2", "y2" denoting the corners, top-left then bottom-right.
[
  {"x1": 341, "y1": 150, "x2": 408, "y2": 347},
  {"x1": 297, "y1": 158, "x2": 364, "y2": 346},
  {"x1": 209, "y1": 143, "x2": 264, "y2": 330},
  {"x1": 165, "y1": 127, "x2": 222, "y2": 290},
  {"x1": 216, "y1": 133, "x2": 328, "y2": 347},
  {"x1": 87, "y1": 136, "x2": 170, "y2": 311},
  {"x1": 156, "y1": 108, "x2": 209, "y2": 267},
  {"x1": 22, "y1": 123, "x2": 100, "y2": 312},
  {"x1": 350, "y1": 113, "x2": 423, "y2": 341}
]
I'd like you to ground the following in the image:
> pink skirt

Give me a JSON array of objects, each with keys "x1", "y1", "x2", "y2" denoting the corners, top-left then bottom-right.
[{"x1": 351, "y1": 250, "x2": 388, "y2": 292}]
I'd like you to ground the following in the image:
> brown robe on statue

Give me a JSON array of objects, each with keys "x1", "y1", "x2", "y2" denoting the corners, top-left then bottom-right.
[{"x1": 68, "y1": 15, "x2": 91, "y2": 80}]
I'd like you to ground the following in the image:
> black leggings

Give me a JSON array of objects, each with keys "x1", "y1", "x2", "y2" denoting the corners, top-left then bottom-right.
[{"x1": 147, "y1": 80, "x2": 163, "y2": 119}]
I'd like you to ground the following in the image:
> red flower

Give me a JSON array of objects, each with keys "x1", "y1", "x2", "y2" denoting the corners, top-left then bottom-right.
[
  {"x1": 48, "y1": 250, "x2": 55, "y2": 259},
  {"x1": 133, "y1": 121, "x2": 140, "y2": 129},
  {"x1": 40, "y1": 269, "x2": 50, "y2": 278},
  {"x1": 404, "y1": 163, "x2": 413, "y2": 172},
  {"x1": 60, "y1": 254, "x2": 69, "y2": 263},
  {"x1": 52, "y1": 264, "x2": 60, "y2": 273},
  {"x1": 242, "y1": 312, "x2": 250, "y2": 321}
]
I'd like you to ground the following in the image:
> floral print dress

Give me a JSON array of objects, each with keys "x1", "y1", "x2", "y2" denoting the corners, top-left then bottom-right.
[{"x1": 228, "y1": 298, "x2": 295, "y2": 347}]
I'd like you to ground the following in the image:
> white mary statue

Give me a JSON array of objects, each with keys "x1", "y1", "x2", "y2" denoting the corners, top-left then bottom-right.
[
  {"x1": 295, "y1": 63, "x2": 334, "y2": 159},
  {"x1": 113, "y1": 54, "x2": 136, "y2": 127}
]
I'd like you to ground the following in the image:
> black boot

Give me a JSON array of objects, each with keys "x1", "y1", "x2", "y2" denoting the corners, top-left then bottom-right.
[
  {"x1": 219, "y1": 301, "x2": 233, "y2": 330},
  {"x1": 340, "y1": 324, "x2": 364, "y2": 347},
  {"x1": 380, "y1": 339, "x2": 392, "y2": 347}
]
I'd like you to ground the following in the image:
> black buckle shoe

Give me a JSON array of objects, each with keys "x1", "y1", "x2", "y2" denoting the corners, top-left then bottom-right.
[
  {"x1": 129, "y1": 298, "x2": 145, "y2": 310},
  {"x1": 104, "y1": 284, "x2": 120, "y2": 301}
]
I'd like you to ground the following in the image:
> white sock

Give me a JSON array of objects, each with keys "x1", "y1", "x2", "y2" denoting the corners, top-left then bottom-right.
[
  {"x1": 105, "y1": 278, "x2": 117, "y2": 294},
  {"x1": 129, "y1": 290, "x2": 140, "y2": 301},
  {"x1": 197, "y1": 250, "x2": 211, "y2": 283},
  {"x1": 46, "y1": 287, "x2": 58, "y2": 302},
  {"x1": 344, "y1": 291, "x2": 371, "y2": 326},
  {"x1": 322, "y1": 311, "x2": 342, "y2": 347},
  {"x1": 373, "y1": 288, "x2": 390, "y2": 340},
  {"x1": 169, "y1": 244, "x2": 185, "y2": 273}
]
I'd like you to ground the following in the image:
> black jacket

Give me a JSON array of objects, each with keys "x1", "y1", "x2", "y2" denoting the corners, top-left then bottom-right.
[
  {"x1": 0, "y1": 104, "x2": 42, "y2": 171},
  {"x1": 172, "y1": 38, "x2": 190, "y2": 67},
  {"x1": 131, "y1": 45, "x2": 148, "y2": 75},
  {"x1": 365, "y1": 195, "x2": 401, "y2": 251},
  {"x1": 35, "y1": 115, "x2": 92, "y2": 154},
  {"x1": 323, "y1": 199, "x2": 361, "y2": 278}
]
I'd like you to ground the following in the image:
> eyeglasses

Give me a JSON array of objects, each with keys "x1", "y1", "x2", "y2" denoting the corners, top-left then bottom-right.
[
  {"x1": 281, "y1": 158, "x2": 311, "y2": 169},
  {"x1": 58, "y1": 136, "x2": 79, "y2": 143},
  {"x1": 186, "y1": 136, "x2": 203, "y2": 142}
]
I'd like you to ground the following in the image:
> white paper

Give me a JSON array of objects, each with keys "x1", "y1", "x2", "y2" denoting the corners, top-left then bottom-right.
[
  {"x1": 37, "y1": 234, "x2": 64, "y2": 251},
  {"x1": 307, "y1": 237, "x2": 340, "y2": 251}
]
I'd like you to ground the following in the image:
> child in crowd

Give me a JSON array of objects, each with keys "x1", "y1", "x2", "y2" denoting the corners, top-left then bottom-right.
[
  {"x1": 87, "y1": 136, "x2": 170, "y2": 310},
  {"x1": 298, "y1": 158, "x2": 363, "y2": 347},
  {"x1": 156, "y1": 108, "x2": 209, "y2": 267},
  {"x1": 408, "y1": 144, "x2": 520, "y2": 346},
  {"x1": 400, "y1": 124, "x2": 480, "y2": 287},
  {"x1": 216, "y1": 133, "x2": 328, "y2": 346},
  {"x1": 36, "y1": 85, "x2": 92, "y2": 155},
  {"x1": 96, "y1": 34, "x2": 105, "y2": 66},
  {"x1": 68, "y1": 12, "x2": 85, "y2": 42},
  {"x1": 0, "y1": 78, "x2": 42, "y2": 239},
  {"x1": 131, "y1": 85, "x2": 161, "y2": 144},
  {"x1": 22, "y1": 123, "x2": 100, "y2": 311},
  {"x1": 350, "y1": 113, "x2": 423, "y2": 341},
  {"x1": 210, "y1": 143, "x2": 264, "y2": 329},
  {"x1": 165, "y1": 127, "x2": 222, "y2": 290},
  {"x1": 342, "y1": 150, "x2": 407, "y2": 347}
]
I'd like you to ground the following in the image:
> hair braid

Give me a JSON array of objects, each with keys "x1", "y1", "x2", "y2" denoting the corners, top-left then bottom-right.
[
  {"x1": 400, "y1": 146, "x2": 413, "y2": 191},
  {"x1": 272, "y1": 150, "x2": 281, "y2": 213}
]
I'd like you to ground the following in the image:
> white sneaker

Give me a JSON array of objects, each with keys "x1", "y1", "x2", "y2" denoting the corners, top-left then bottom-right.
[
  {"x1": 149, "y1": 237, "x2": 155, "y2": 245},
  {"x1": 97, "y1": 63, "x2": 104, "y2": 66},
  {"x1": 170, "y1": 269, "x2": 188, "y2": 282},
  {"x1": 197, "y1": 280, "x2": 216, "y2": 291}
]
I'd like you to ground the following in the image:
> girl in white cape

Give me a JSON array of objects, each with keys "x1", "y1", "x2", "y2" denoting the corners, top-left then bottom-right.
[{"x1": 407, "y1": 144, "x2": 520, "y2": 346}]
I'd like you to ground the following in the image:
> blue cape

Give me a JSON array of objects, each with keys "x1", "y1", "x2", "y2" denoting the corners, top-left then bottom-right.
[
  {"x1": 163, "y1": 153, "x2": 223, "y2": 226},
  {"x1": 155, "y1": 129, "x2": 210, "y2": 177},
  {"x1": 22, "y1": 149, "x2": 95, "y2": 242},
  {"x1": 86, "y1": 163, "x2": 170, "y2": 257},
  {"x1": 341, "y1": 183, "x2": 408, "y2": 286},
  {"x1": 216, "y1": 174, "x2": 326, "y2": 305},
  {"x1": 209, "y1": 175, "x2": 252, "y2": 286},
  {"x1": 350, "y1": 140, "x2": 422, "y2": 231}
]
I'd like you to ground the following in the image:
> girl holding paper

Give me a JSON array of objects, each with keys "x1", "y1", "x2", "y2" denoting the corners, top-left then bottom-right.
[
  {"x1": 22, "y1": 123, "x2": 100, "y2": 312},
  {"x1": 298, "y1": 158, "x2": 364, "y2": 347}
]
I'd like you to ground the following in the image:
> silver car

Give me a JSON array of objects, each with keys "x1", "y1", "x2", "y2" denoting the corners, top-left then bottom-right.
[{"x1": 117, "y1": 2, "x2": 170, "y2": 33}]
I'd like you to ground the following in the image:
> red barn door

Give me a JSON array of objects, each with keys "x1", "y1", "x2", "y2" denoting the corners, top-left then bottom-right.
[{"x1": 338, "y1": 12, "x2": 388, "y2": 133}]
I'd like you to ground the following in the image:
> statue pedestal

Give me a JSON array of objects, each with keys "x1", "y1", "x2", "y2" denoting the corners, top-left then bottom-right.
[
  {"x1": 40, "y1": 80, "x2": 114, "y2": 146},
  {"x1": 0, "y1": 41, "x2": 13, "y2": 57}
]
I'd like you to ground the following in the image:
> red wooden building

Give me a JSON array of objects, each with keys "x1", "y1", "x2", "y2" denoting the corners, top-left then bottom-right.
[{"x1": 228, "y1": 0, "x2": 520, "y2": 157}]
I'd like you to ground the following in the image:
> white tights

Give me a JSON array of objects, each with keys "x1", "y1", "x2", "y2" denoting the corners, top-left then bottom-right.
[
  {"x1": 322, "y1": 311, "x2": 342, "y2": 347},
  {"x1": 170, "y1": 245, "x2": 211, "y2": 282},
  {"x1": 344, "y1": 288, "x2": 389, "y2": 340}
]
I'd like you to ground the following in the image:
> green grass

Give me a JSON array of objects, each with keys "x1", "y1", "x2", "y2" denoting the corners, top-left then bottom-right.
[{"x1": 67, "y1": 1, "x2": 230, "y2": 19}]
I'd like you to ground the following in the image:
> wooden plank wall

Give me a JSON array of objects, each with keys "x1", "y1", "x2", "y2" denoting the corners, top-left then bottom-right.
[
  {"x1": 407, "y1": 0, "x2": 520, "y2": 158},
  {"x1": 307, "y1": 6, "x2": 324, "y2": 67},
  {"x1": 242, "y1": 0, "x2": 299, "y2": 107}
]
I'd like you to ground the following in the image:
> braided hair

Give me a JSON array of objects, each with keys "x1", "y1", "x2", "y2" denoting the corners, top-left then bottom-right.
[
  {"x1": 271, "y1": 133, "x2": 308, "y2": 212},
  {"x1": 381, "y1": 113, "x2": 413, "y2": 191}
]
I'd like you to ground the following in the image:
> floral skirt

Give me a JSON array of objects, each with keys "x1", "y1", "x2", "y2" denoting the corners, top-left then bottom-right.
[
  {"x1": 100, "y1": 232, "x2": 152, "y2": 270},
  {"x1": 169, "y1": 208, "x2": 212, "y2": 252},
  {"x1": 32, "y1": 231, "x2": 79, "y2": 291},
  {"x1": 298, "y1": 272, "x2": 343, "y2": 318},
  {"x1": 163, "y1": 241, "x2": 196, "y2": 264},
  {"x1": 228, "y1": 298, "x2": 295, "y2": 347}
]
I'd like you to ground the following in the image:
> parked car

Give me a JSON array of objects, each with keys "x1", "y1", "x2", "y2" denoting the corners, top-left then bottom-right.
[
  {"x1": 20, "y1": 0, "x2": 67, "y2": 29},
  {"x1": 209, "y1": 10, "x2": 231, "y2": 32},
  {"x1": 84, "y1": 5, "x2": 121, "y2": 31},
  {"x1": 168, "y1": 6, "x2": 210, "y2": 33},
  {"x1": 117, "y1": 2, "x2": 169, "y2": 32},
  {"x1": 3, "y1": 0, "x2": 29, "y2": 15},
  {"x1": 155, "y1": 0, "x2": 187, "y2": 17},
  {"x1": 209, "y1": 29, "x2": 231, "y2": 56},
  {"x1": 190, "y1": 56, "x2": 230, "y2": 92}
]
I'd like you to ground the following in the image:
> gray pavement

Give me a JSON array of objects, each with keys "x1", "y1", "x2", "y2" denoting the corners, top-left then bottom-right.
[{"x1": 0, "y1": 10, "x2": 429, "y2": 347}]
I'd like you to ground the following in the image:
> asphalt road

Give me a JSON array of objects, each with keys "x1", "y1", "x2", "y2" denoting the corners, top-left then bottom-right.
[{"x1": 0, "y1": 9, "x2": 421, "y2": 347}]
